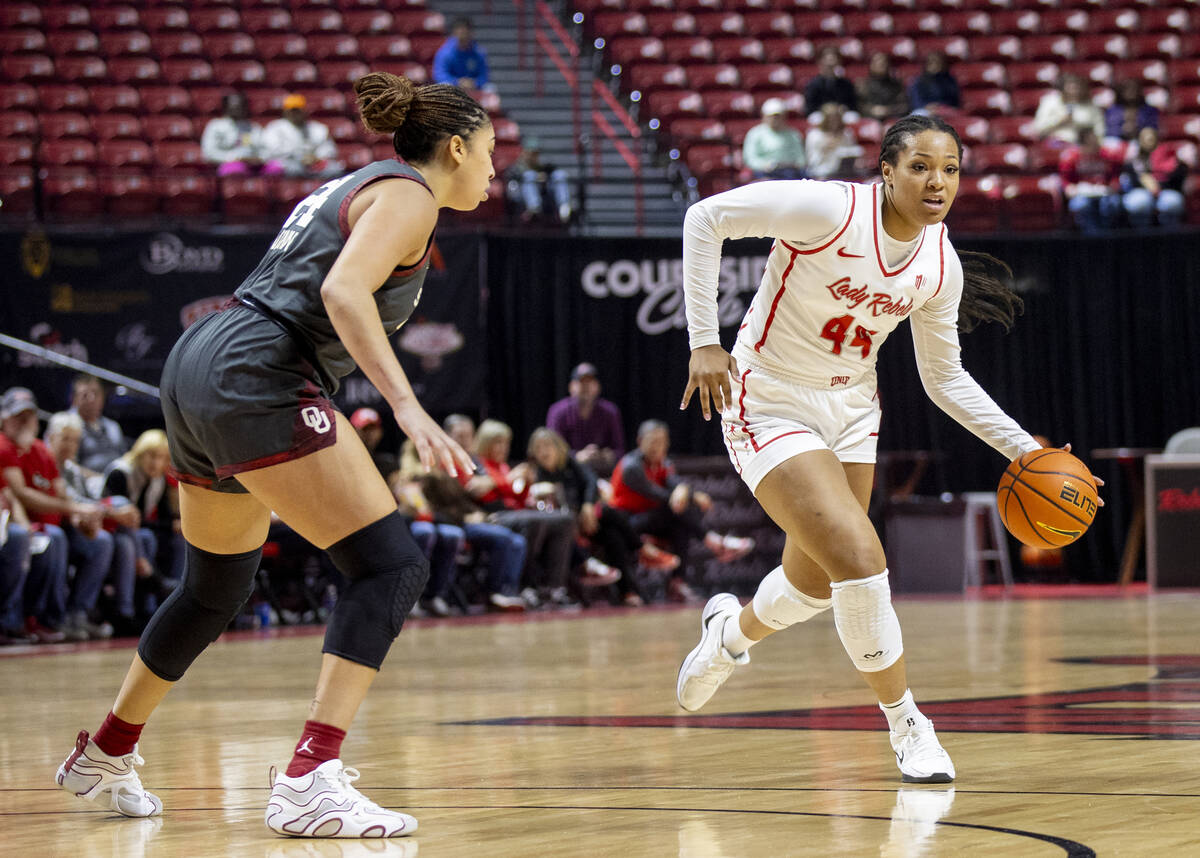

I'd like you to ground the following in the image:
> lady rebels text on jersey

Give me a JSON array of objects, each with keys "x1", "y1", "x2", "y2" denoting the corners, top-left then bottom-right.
[{"x1": 682, "y1": 179, "x2": 1038, "y2": 462}]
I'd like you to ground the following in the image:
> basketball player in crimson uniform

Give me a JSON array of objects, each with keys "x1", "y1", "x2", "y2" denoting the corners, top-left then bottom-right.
[
  {"x1": 55, "y1": 74, "x2": 494, "y2": 838},
  {"x1": 676, "y1": 115, "x2": 1052, "y2": 783}
]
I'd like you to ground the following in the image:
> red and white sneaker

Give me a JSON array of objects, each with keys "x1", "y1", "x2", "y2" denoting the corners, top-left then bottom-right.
[
  {"x1": 266, "y1": 759, "x2": 417, "y2": 838},
  {"x1": 638, "y1": 542, "x2": 681, "y2": 572},
  {"x1": 55, "y1": 730, "x2": 163, "y2": 817},
  {"x1": 704, "y1": 532, "x2": 756, "y2": 563}
]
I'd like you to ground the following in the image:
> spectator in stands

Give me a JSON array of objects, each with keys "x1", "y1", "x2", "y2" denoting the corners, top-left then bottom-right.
[
  {"x1": 103, "y1": 430, "x2": 185, "y2": 596},
  {"x1": 805, "y1": 103, "x2": 865, "y2": 180},
  {"x1": 608, "y1": 420, "x2": 754, "y2": 604},
  {"x1": 0, "y1": 480, "x2": 34, "y2": 644},
  {"x1": 1033, "y1": 73, "x2": 1104, "y2": 146},
  {"x1": 546, "y1": 362, "x2": 626, "y2": 478},
  {"x1": 47, "y1": 411, "x2": 144, "y2": 639},
  {"x1": 261, "y1": 94, "x2": 344, "y2": 179},
  {"x1": 1120, "y1": 126, "x2": 1186, "y2": 228},
  {"x1": 69, "y1": 375, "x2": 128, "y2": 476},
  {"x1": 525, "y1": 427, "x2": 641, "y2": 605},
  {"x1": 350, "y1": 407, "x2": 399, "y2": 485},
  {"x1": 507, "y1": 136, "x2": 573, "y2": 224},
  {"x1": 908, "y1": 51, "x2": 960, "y2": 114},
  {"x1": 742, "y1": 98, "x2": 807, "y2": 181},
  {"x1": 805, "y1": 47, "x2": 858, "y2": 119},
  {"x1": 1105, "y1": 79, "x2": 1159, "y2": 144},
  {"x1": 856, "y1": 52, "x2": 910, "y2": 122},
  {"x1": 444, "y1": 413, "x2": 478, "y2": 453},
  {"x1": 433, "y1": 17, "x2": 492, "y2": 92},
  {"x1": 1059, "y1": 126, "x2": 1124, "y2": 232},
  {"x1": 201, "y1": 92, "x2": 272, "y2": 177},
  {"x1": 0, "y1": 388, "x2": 109, "y2": 642},
  {"x1": 470, "y1": 419, "x2": 592, "y2": 607}
]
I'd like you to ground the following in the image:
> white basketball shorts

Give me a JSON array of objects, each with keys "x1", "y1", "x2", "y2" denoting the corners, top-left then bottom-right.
[{"x1": 720, "y1": 366, "x2": 881, "y2": 494}]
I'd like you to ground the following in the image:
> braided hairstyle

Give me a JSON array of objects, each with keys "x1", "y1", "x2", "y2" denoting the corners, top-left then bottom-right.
[
  {"x1": 354, "y1": 72, "x2": 490, "y2": 164},
  {"x1": 879, "y1": 114, "x2": 1023, "y2": 332}
]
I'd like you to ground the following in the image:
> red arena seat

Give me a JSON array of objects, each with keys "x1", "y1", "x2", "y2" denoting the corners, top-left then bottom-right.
[
  {"x1": 153, "y1": 141, "x2": 207, "y2": 172},
  {"x1": 93, "y1": 113, "x2": 143, "y2": 141},
  {"x1": 143, "y1": 114, "x2": 196, "y2": 143},
  {"x1": 0, "y1": 168, "x2": 36, "y2": 215},
  {"x1": 257, "y1": 34, "x2": 309, "y2": 62},
  {"x1": 159, "y1": 174, "x2": 217, "y2": 217},
  {"x1": 190, "y1": 7, "x2": 242, "y2": 33},
  {"x1": 139, "y1": 86, "x2": 193, "y2": 115},
  {"x1": 40, "y1": 112, "x2": 92, "y2": 140},
  {"x1": 42, "y1": 169, "x2": 104, "y2": 217},
  {"x1": 342, "y1": 10, "x2": 395, "y2": 36},
  {"x1": 0, "y1": 84, "x2": 38, "y2": 112},
  {"x1": 0, "y1": 139, "x2": 35, "y2": 167},
  {"x1": 1, "y1": 54, "x2": 56, "y2": 84},
  {"x1": 0, "y1": 112, "x2": 37, "y2": 139},
  {"x1": 220, "y1": 176, "x2": 272, "y2": 220},
  {"x1": 965, "y1": 142, "x2": 1029, "y2": 174},
  {"x1": 38, "y1": 85, "x2": 91, "y2": 113},
  {"x1": 98, "y1": 140, "x2": 154, "y2": 171},
  {"x1": 43, "y1": 6, "x2": 91, "y2": 30},
  {"x1": 142, "y1": 7, "x2": 191, "y2": 32},
  {"x1": 102, "y1": 172, "x2": 160, "y2": 217},
  {"x1": 107, "y1": 57, "x2": 162, "y2": 85}
]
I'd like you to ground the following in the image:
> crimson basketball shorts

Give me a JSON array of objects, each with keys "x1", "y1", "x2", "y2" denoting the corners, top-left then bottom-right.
[
  {"x1": 160, "y1": 304, "x2": 340, "y2": 494},
  {"x1": 720, "y1": 365, "x2": 881, "y2": 494}
]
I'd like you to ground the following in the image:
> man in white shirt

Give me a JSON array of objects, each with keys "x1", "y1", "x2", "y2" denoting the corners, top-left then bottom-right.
[
  {"x1": 742, "y1": 98, "x2": 806, "y2": 181},
  {"x1": 260, "y1": 94, "x2": 344, "y2": 179},
  {"x1": 200, "y1": 92, "x2": 267, "y2": 177}
]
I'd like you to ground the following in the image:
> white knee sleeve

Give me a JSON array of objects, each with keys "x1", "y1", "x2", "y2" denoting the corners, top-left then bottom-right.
[
  {"x1": 751, "y1": 566, "x2": 832, "y2": 631},
  {"x1": 831, "y1": 569, "x2": 903, "y2": 672}
]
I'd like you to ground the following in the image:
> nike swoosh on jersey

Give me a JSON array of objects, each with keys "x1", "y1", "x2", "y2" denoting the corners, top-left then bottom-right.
[{"x1": 836, "y1": 247, "x2": 864, "y2": 258}]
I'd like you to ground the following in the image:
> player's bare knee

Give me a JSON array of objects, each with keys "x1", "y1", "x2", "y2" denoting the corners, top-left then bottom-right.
[{"x1": 322, "y1": 511, "x2": 429, "y2": 670}]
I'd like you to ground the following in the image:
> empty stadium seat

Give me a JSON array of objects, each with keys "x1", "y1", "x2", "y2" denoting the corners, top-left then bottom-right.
[
  {"x1": 40, "y1": 112, "x2": 92, "y2": 139},
  {"x1": 190, "y1": 7, "x2": 242, "y2": 33},
  {"x1": 153, "y1": 141, "x2": 207, "y2": 172},
  {"x1": 341, "y1": 143, "x2": 374, "y2": 170},
  {"x1": 0, "y1": 29, "x2": 48, "y2": 55},
  {"x1": 342, "y1": 9, "x2": 395, "y2": 35},
  {"x1": 153, "y1": 32, "x2": 205, "y2": 59},
  {"x1": 0, "y1": 84, "x2": 37, "y2": 112},
  {"x1": 41, "y1": 169, "x2": 104, "y2": 217},
  {"x1": 140, "y1": 86, "x2": 193, "y2": 115},
  {"x1": 211, "y1": 60, "x2": 266, "y2": 87},
  {"x1": 220, "y1": 176, "x2": 272, "y2": 220},
  {"x1": 142, "y1": 7, "x2": 191, "y2": 32},
  {"x1": 968, "y1": 35, "x2": 1022, "y2": 62},
  {"x1": 694, "y1": 11, "x2": 746, "y2": 38},
  {"x1": 0, "y1": 3, "x2": 41, "y2": 29},
  {"x1": 273, "y1": 177, "x2": 322, "y2": 218},
  {"x1": 988, "y1": 115, "x2": 1039, "y2": 144},
  {"x1": 736, "y1": 63, "x2": 794, "y2": 94},
  {"x1": 759, "y1": 37, "x2": 813, "y2": 64},
  {"x1": 607, "y1": 37, "x2": 666, "y2": 66},
  {"x1": 741, "y1": 11, "x2": 793, "y2": 37},
  {"x1": 143, "y1": 114, "x2": 196, "y2": 143},
  {"x1": 684, "y1": 142, "x2": 733, "y2": 177},
  {"x1": 241, "y1": 8, "x2": 293, "y2": 33},
  {"x1": 43, "y1": 5, "x2": 90, "y2": 30},
  {"x1": 668, "y1": 117, "x2": 727, "y2": 147},
  {"x1": 1058, "y1": 60, "x2": 1114, "y2": 87},
  {"x1": 160, "y1": 58, "x2": 215, "y2": 86},
  {"x1": 596, "y1": 11, "x2": 648, "y2": 36},
  {"x1": 323, "y1": 117, "x2": 361, "y2": 144},
  {"x1": 710, "y1": 37, "x2": 765, "y2": 64},
  {"x1": 205, "y1": 33, "x2": 259, "y2": 61},
  {"x1": 957, "y1": 116, "x2": 992, "y2": 146},
  {"x1": 1140, "y1": 8, "x2": 1191, "y2": 35},
  {"x1": 1001, "y1": 175, "x2": 1062, "y2": 231},
  {"x1": 315, "y1": 60, "x2": 370, "y2": 87},
  {"x1": 93, "y1": 113, "x2": 143, "y2": 141},
  {"x1": 1022, "y1": 35, "x2": 1075, "y2": 62},
  {"x1": 702, "y1": 90, "x2": 757, "y2": 120},
  {"x1": 389, "y1": 9, "x2": 444, "y2": 35},
  {"x1": 92, "y1": 6, "x2": 142, "y2": 31},
  {"x1": 159, "y1": 174, "x2": 217, "y2": 217},
  {"x1": 108, "y1": 57, "x2": 162, "y2": 85},
  {"x1": 38, "y1": 85, "x2": 91, "y2": 113},
  {"x1": 1010, "y1": 88, "x2": 1053, "y2": 116},
  {"x1": 960, "y1": 88, "x2": 1012, "y2": 117},
  {"x1": 98, "y1": 140, "x2": 154, "y2": 171},
  {"x1": 645, "y1": 89, "x2": 705, "y2": 122},
  {"x1": 943, "y1": 175, "x2": 1002, "y2": 233},
  {"x1": 257, "y1": 34, "x2": 309, "y2": 61},
  {"x1": 357, "y1": 35, "x2": 414, "y2": 63},
  {"x1": 628, "y1": 63, "x2": 688, "y2": 95},
  {"x1": 955, "y1": 62, "x2": 1008, "y2": 90},
  {"x1": 55, "y1": 55, "x2": 109, "y2": 85},
  {"x1": 47, "y1": 30, "x2": 100, "y2": 56},
  {"x1": 892, "y1": 12, "x2": 942, "y2": 37},
  {"x1": 1127, "y1": 34, "x2": 1181, "y2": 62},
  {"x1": 687, "y1": 64, "x2": 741, "y2": 90},
  {"x1": 307, "y1": 34, "x2": 359, "y2": 61},
  {"x1": 0, "y1": 140, "x2": 35, "y2": 167},
  {"x1": 1006, "y1": 62, "x2": 1063, "y2": 90},
  {"x1": 0, "y1": 168, "x2": 36, "y2": 216},
  {"x1": 939, "y1": 11, "x2": 992, "y2": 36},
  {"x1": 1075, "y1": 34, "x2": 1129, "y2": 62},
  {"x1": 0, "y1": 112, "x2": 37, "y2": 140},
  {"x1": 1, "y1": 54, "x2": 56, "y2": 83},
  {"x1": 661, "y1": 36, "x2": 714, "y2": 64},
  {"x1": 102, "y1": 172, "x2": 160, "y2": 217},
  {"x1": 966, "y1": 143, "x2": 1029, "y2": 174},
  {"x1": 100, "y1": 30, "x2": 154, "y2": 58}
]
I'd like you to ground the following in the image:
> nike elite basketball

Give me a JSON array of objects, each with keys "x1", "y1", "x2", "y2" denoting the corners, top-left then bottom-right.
[{"x1": 996, "y1": 449, "x2": 1099, "y2": 547}]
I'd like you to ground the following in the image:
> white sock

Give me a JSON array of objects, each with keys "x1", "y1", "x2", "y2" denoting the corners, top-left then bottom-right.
[
  {"x1": 720, "y1": 612, "x2": 756, "y2": 656},
  {"x1": 880, "y1": 688, "x2": 923, "y2": 733}
]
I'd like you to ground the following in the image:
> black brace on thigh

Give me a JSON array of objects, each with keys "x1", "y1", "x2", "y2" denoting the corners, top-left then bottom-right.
[
  {"x1": 322, "y1": 511, "x2": 429, "y2": 670},
  {"x1": 138, "y1": 543, "x2": 262, "y2": 682}
]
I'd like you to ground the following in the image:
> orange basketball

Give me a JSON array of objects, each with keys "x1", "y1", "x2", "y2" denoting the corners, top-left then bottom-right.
[{"x1": 996, "y1": 449, "x2": 1099, "y2": 548}]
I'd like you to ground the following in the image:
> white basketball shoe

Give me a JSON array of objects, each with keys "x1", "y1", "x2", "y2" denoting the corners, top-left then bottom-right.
[
  {"x1": 676, "y1": 593, "x2": 749, "y2": 712},
  {"x1": 266, "y1": 759, "x2": 418, "y2": 838},
  {"x1": 55, "y1": 730, "x2": 163, "y2": 817},
  {"x1": 890, "y1": 716, "x2": 956, "y2": 784}
]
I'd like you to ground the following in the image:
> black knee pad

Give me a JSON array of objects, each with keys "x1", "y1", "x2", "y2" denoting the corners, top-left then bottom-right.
[
  {"x1": 322, "y1": 511, "x2": 429, "y2": 670},
  {"x1": 138, "y1": 543, "x2": 261, "y2": 682}
]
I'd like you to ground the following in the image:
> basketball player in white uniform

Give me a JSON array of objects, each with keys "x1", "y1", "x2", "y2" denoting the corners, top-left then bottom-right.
[{"x1": 676, "y1": 115, "x2": 1043, "y2": 783}]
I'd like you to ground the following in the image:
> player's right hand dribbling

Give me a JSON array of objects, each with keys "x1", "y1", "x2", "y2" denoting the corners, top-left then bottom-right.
[{"x1": 681, "y1": 344, "x2": 739, "y2": 421}]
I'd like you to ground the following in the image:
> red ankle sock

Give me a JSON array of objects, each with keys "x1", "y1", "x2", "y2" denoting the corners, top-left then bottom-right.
[
  {"x1": 285, "y1": 720, "x2": 346, "y2": 778},
  {"x1": 93, "y1": 711, "x2": 144, "y2": 757}
]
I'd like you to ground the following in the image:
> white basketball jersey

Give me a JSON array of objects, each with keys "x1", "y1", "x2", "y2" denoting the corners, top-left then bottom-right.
[{"x1": 733, "y1": 181, "x2": 949, "y2": 389}]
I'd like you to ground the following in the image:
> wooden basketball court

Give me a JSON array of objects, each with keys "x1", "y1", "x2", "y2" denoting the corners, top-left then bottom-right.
[{"x1": 4, "y1": 590, "x2": 1199, "y2": 857}]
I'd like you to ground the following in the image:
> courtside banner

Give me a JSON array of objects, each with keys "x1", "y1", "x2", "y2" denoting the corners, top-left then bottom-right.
[{"x1": 0, "y1": 228, "x2": 485, "y2": 419}]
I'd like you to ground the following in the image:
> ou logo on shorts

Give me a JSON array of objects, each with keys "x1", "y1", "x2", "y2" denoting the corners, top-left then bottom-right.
[{"x1": 301, "y1": 406, "x2": 332, "y2": 434}]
